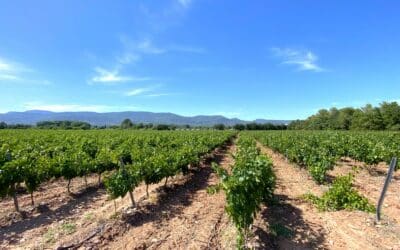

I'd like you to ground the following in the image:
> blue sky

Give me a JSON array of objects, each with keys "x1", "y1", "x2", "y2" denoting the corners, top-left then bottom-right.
[{"x1": 0, "y1": 0, "x2": 399, "y2": 120}]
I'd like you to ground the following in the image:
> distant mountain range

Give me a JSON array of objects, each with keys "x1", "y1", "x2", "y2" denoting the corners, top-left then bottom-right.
[{"x1": 0, "y1": 110, "x2": 291, "y2": 126}]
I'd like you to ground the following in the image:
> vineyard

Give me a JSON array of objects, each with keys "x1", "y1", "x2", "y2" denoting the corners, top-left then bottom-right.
[
  {"x1": 247, "y1": 131, "x2": 400, "y2": 183},
  {"x1": 0, "y1": 130, "x2": 235, "y2": 212},
  {"x1": 0, "y1": 129, "x2": 400, "y2": 249}
]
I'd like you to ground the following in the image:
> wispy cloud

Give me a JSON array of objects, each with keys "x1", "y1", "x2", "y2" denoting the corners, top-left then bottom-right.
[
  {"x1": 89, "y1": 67, "x2": 150, "y2": 84},
  {"x1": 136, "y1": 39, "x2": 166, "y2": 54},
  {"x1": 119, "y1": 36, "x2": 204, "y2": 56},
  {"x1": 116, "y1": 53, "x2": 141, "y2": 65},
  {"x1": 124, "y1": 87, "x2": 153, "y2": 96},
  {"x1": 0, "y1": 74, "x2": 20, "y2": 81},
  {"x1": 144, "y1": 92, "x2": 181, "y2": 97},
  {"x1": 0, "y1": 57, "x2": 30, "y2": 73},
  {"x1": 23, "y1": 102, "x2": 141, "y2": 112},
  {"x1": 271, "y1": 47, "x2": 326, "y2": 72},
  {"x1": 123, "y1": 84, "x2": 179, "y2": 98},
  {"x1": 89, "y1": 37, "x2": 167, "y2": 84},
  {"x1": 0, "y1": 56, "x2": 50, "y2": 85},
  {"x1": 118, "y1": 36, "x2": 164, "y2": 60}
]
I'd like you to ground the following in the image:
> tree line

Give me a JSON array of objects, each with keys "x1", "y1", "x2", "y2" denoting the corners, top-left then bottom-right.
[
  {"x1": 289, "y1": 102, "x2": 400, "y2": 130},
  {"x1": 0, "y1": 119, "x2": 288, "y2": 131},
  {"x1": 121, "y1": 119, "x2": 288, "y2": 131}
]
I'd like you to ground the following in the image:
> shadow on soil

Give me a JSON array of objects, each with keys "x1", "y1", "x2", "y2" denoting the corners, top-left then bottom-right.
[
  {"x1": 366, "y1": 168, "x2": 400, "y2": 180},
  {"x1": 120, "y1": 143, "x2": 230, "y2": 230},
  {"x1": 0, "y1": 185, "x2": 105, "y2": 244},
  {"x1": 254, "y1": 194, "x2": 326, "y2": 250}
]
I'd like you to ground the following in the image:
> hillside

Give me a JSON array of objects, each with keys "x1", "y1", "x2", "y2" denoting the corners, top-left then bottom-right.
[{"x1": 0, "y1": 110, "x2": 290, "y2": 126}]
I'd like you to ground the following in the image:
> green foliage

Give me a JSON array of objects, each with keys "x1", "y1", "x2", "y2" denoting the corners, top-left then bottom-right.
[
  {"x1": 120, "y1": 118, "x2": 134, "y2": 129},
  {"x1": 0, "y1": 129, "x2": 235, "y2": 211},
  {"x1": 213, "y1": 137, "x2": 276, "y2": 249},
  {"x1": 104, "y1": 167, "x2": 139, "y2": 200},
  {"x1": 60, "y1": 222, "x2": 77, "y2": 235},
  {"x1": 36, "y1": 120, "x2": 91, "y2": 130},
  {"x1": 233, "y1": 123, "x2": 287, "y2": 130},
  {"x1": 213, "y1": 123, "x2": 226, "y2": 130},
  {"x1": 288, "y1": 101, "x2": 400, "y2": 131},
  {"x1": 248, "y1": 130, "x2": 400, "y2": 182},
  {"x1": 0, "y1": 122, "x2": 7, "y2": 129},
  {"x1": 305, "y1": 174, "x2": 375, "y2": 212}
]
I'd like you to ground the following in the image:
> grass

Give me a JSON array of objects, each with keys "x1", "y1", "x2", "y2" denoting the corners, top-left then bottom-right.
[
  {"x1": 43, "y1": 228, "x2": 56, "y2": 243},
  {"x1": 42, "y1": 222, "x2": 76, "y2": 245},
  {"x1": 83, "y1": 212, "x2": 94, "y2": 221},
  {"x1": 60, "y1": 222, "x2": 76, "y2": 235}
]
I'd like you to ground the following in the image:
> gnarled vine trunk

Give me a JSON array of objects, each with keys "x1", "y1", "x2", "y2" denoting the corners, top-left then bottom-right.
[
  {"x1": 67, "y1": 179, "x2": 72, "y2": 194},
  {"x1": 128, "y1": 190, "x2": 135, "y2": 207},
  {"x1": 11, "y1": 184, "x2": 20, "y2": 213}
]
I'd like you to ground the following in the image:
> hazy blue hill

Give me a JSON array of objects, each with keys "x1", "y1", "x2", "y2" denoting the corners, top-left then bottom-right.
[{"x1": 0, "y1": 110, "x2": 291, "y2": 126}]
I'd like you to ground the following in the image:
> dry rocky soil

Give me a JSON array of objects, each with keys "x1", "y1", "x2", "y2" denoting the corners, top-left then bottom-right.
[{"x1": 0, "y1": 140, "x2": 399, "y2": 249}]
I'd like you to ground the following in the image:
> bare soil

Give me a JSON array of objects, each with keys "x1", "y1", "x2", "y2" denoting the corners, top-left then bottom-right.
[
  {"x1": 2, "y1": 140, "x2": 400, "y2": 250},
  {"x1": 0, "y1": 175, "x2": 111, "y2": 249},
  {"x1": 89, "y1": 143, "x2": 237, "y2": 250},
  {"x1": 329, "y1": 158, "x2": 400, "y2": 223},
  {"x1": 254, "y1": 144, "x2": 400, "y2": 250},
  {"x1": 0, "y1": 141, "x2": 234, "y2": 249}
]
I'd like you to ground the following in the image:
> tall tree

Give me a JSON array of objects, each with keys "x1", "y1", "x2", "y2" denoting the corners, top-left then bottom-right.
[
  {"x1": 380, "y1": 102, "x2": 400, "y2": 130},
  {"x1": 120, "y1": 118, "x2": 133, "y2": 129}
]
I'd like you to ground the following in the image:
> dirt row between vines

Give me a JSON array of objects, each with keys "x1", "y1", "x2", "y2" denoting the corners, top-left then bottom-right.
[
  {"x1": 89, "y1": 142, "x2": 237, "y2": 250},
  {"x1": 330, "y1": 158, "x2": 400, "y2": 224},
  {"x1": 0, "y1": 172, "x2": 173, "y2": 249},
  {"x1": 0, "y1": 140, "x2": 239, "y2": 249},
  {"x1": 255, "y1": 143, "x2": 400, "y2": 250}
]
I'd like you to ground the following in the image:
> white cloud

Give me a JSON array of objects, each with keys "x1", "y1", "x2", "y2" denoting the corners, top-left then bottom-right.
[
  {"x1": 123, "y1": 85, "x2": 177, "y2": 97},
  {"x1": 0, "y1": 60, "x2": 13, "y2": 72},
  {"x1": 271, "y1": 47, "x2": 326, "y2": 72},
  {"x1": 144, "y1": 93, "x2": 180, "y2": 97},
  {"x1": 0, "y1": 74, "x2": 20, "y2": 80},
  {"x1": 116, "y1": 53, "x2": 141, "y2": 65},
  {"x1": 124, "y1": 87, "x2": 152, "y2": 96},
  {"x1": 23, "y1": 102, "x2": 141, "y2": 112},
  {"x1": 0, "y1": 56, "x2": 50, "y2": 85},
  {"x1": 0, "y1": 57, "x2": 26, "y2": 80},
  {"x1": 137, "y1": 39, "x2": 166, "y2": 54},
  {"x1": 119, "y1": 36, "x2": 166, "y2": 56},
  {"x1": 119, "y1": 36, "x2": 204, "y2": 56},
  {"x1": 0, "y1": 57, "x2": 30, "y2": 73},
  {"x1": 90, "y1": 67, "x2": 150, "y2": 84},
  {"x1": 90, "y1": 32, "x2": 205, "y2": 85},
  {"x1": 89, "y1": 38, "x2": 168, "y2": 85}
]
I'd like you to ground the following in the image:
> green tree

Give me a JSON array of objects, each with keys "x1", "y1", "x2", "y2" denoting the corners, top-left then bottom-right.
[
  {"x1": 351, "y1": 104, "x2": 384, "y2": 130},
  {"x1": 0, "y1": 122, "x2": 7, "y2": 129},
  {"x1": 307, "y1": 109, "x2": 331, "y2": 129},
  {"x1": 337, "y1": 107, "x2": 355, "y2": 130},
  {"x1": 213, "y1": 123, "x2": 226, "y2": 130},
  {"x1": 380, "y1": 102, "x2": 400, "y2": 130},
  {"x1": 120, "y1": 118, "x2": 133, "y2": 129},
  {"x1": 233, "y1": 124, "x2": 245, "y2": 130}
]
